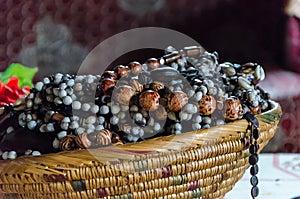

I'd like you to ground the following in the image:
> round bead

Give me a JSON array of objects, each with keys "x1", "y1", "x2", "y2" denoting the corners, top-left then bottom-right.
[
  {"x1": 97, "y1": 116, "x2": 105, "y2": 124},
  {"x1": 139, "y1": 90, "x2": 160, "y2": 111},
  {"x1": 32, "y1": 151, "x2": 41, "y2": 156},
  {"x1": 110, "y1": 116, "x2": 119, "y2": 125},
  {"x1": 198, "y1": 95, "x2": 216, "y2": 115},
  {"x1": 82, "y1": 103, "x2": 91, "y2": 112},
  {"x1": 150, "y1": 81, "x2": 165, "y2": 91},
  {"x1": 57, "y1": 131, "x2": 67, "y2": 139},
  {"x1": 99, "y1": 105, "x2": 109, "y2": 114},
  {"x1": 114, "y1": 65, "x2": 130, "y2": 78},
  {"x1": 225, "y1": 97, "x2": 243, "y2": 121},
  {"x1": 249, "y1": 154, "x2": 259, "y2": 165},
  {"x1": 167, "y1": 91, "x2": 188, "y2": 112},
  {"x1": 72, "y1": 101, "x2": 81, "y2": 110},
  {"x1": 101, "y1": 70, "x2": 117, "y2": 80},
  {"x1": 111, "y1": 104, "x2": 121, "y2": 114},
  {"x1": 8, "y1": 151, "x2": 17, "y2": 159},
  {"x1": 146, "y1": 58, "x2": 160, "y2": 69},
  {"x1": 100, "y1": 78, "x2": 116, "y2": 95},
  {"x1": 114, "y1": 85, "x2": 136, "y2": 105},
  {"x1": 27, "y1": 120, "x2": 37, "y2": 130},
  {"x1": 63, "y1": 96, "x2": 72, "y2": 105},
  {"x1": 53, "y1": 138, "x2": 60, "y2": 149},
  {"x1": 35, "y1": 82, "x2": 44, "y2": 91},
  {"x1": 129, "y1": 61, "x2": 143, "y2": 75},
  {"x1": 59, "y1": 90, "x2": 67, "y2": 98},
  {"x1": 90, "y1": 105, "x2": 99, "y2": 114}
]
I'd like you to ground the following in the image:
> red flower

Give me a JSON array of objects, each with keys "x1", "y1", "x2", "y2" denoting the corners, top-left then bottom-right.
[{"x1": 0, "y1": 76, "x2": 30, "y2": 107}]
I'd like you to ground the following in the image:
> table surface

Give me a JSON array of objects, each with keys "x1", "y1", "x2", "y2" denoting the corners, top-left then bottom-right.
[{"x1": 225, "y1": 153, "x2": 300, "y2": 199}]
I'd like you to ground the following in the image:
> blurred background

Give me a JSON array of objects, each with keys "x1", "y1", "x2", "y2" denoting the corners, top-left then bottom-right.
[{"x1": 0, "y1": 0, "x2": 300, "y2": 152}]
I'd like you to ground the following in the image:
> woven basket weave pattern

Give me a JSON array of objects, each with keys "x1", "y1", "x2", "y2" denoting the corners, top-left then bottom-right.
[{"x1": 0, "y1": 101, "x2": 281, "y2": 199}]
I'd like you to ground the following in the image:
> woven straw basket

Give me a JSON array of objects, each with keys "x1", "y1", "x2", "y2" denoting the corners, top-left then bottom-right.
[{"x1": 0, "y1": 101, "x2": 281, "y2": 199}]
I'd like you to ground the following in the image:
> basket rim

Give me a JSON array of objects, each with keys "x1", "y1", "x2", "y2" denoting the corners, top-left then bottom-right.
[{"x1": 0, "y1": 101, "x2": 281, "y2": 167}]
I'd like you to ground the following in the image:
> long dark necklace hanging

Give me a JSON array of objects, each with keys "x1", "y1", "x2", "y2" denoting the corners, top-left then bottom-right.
[{"x1": 245, "y1": 112, "x2": 260, "y2": 198}]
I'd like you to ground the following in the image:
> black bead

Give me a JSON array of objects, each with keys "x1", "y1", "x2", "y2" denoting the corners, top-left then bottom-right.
[
  {"x1": 251, "y1": 186, "x2": 259, "y2": 198},
  {"x1": 249, "y1": 144, "x2": 258, "y2": 154},
  {"x1": 244, "y1": 112, "x2": 259, "y2": 128},
  {"x1": 249, "y1": 154, "x2": 259, "y2": 165},
  {"x1": 253, "y1": 128, "x2": 259, "y2": 139},
  {"x1": 250, "y1": 165, "x2": 259, "y2": 175},
  {"x1": 250, "y1": 176, "x2": 259, "y2": 186}
]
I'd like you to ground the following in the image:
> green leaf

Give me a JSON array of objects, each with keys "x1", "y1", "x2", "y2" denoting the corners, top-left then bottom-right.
[{"x1": 0, "y1": 63, "x2": 38, "y2": 87}]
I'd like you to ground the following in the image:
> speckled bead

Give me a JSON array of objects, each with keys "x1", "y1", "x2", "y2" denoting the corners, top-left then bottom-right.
[
  {"x1": 139, "y1": 90, "x2": 160, "y2": 111},
  {"x1": 167, "y1": 91, "x2": 188, "y2": 112},
  {"x1": 225, "y1": 97, "x2": 243, "y2": 121},
  {"x1": 114, "y1": 85, "x2": 136, "y2": 105},
  {"x1": 198, "y1": 95, "x2": 216, "y2": 115}
]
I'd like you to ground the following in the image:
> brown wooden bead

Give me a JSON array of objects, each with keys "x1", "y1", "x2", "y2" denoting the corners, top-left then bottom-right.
[
  {"x1": 146, "y1": 58, "x2": 160, "y2": 69},
  {"x1": 150, "y1": 81, "x2": 165, "y2": 91},
  {"x1": 139, "y1": 90, "x2": 160, "y2": 111},
  {"x1": 114, "y1": 65, "x2": 130, "y2": 78},
  {"x1": 167, "y1": 91, "x2": 188, "y2": 112},
  {"x1": 112, "y1": 133, "x2": 123, "y2": 145},
  {"x1": 101, "y1": 71, "x2": 117, "y2": 80},
  {"x1": 78, "y1": 133, "x2": 92, "y2": 148},
  {"x1": 97, "y1": 129, "x2": 112, "y2": 146},
  {"x1": 114, "y1": 85, "x2": 136, "y2": 105},
  {"x1": 250, "y1": 105, "x2": 261, "y2": 115},
  {"x1": 225, "y1": 97, "x2": 243, "y2": 121},
  {"x1": 198, "y1": 95, "x2": 217, "y2": 115},
  {"x1": 100, "y1": 78, "x2": 116, "y2": 95},
  {"x1": 60, "y1": 135, "x2": 77, "y2": 151},
  {"x1": 128, "y1": 61, "x2": 143, "y2": 75}
]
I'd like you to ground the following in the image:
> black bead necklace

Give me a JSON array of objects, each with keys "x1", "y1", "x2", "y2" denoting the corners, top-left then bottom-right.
[{"x1": 245, "y1": 112, "x2": 260, "y2": 198}]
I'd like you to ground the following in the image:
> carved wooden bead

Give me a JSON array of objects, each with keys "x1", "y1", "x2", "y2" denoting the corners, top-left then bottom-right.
[
  {"x1": 139, "y1": 90, "x2": 160, "y2": 111},
  {"x1": 114, "y1": 85, "x2": 136, "y2": 105},
  {"x1": 97, "y1": 129, "x2": 112, "y2": 146},
  {"x1": 198, "y1": 95, "x2": 217, "y2": 115},
  {"x1": 150, "y1": 81, "x2": 165, "y2": 91},
  {"x1": 129, "y1": 61, "x2": 143, "y2": 75},
  {"x1": 100, "y1": 78, "x2": 116, "y2": 95},
  {"x1": 114, "y1": 65, "x2": 130, "y2": 78},
  {"x1": 146, "y1": 58, "x2": 160, "y2": 69},
  {"x1": 78, "y1": 133, "x2": 92, "y2": 148},
  {"x1": 167, "y1": 91, "x2": 188, "y2": 112},
  {"x1": 60, "y1": 135, "x2": 77, "y2": 151},
  {"x1": 225, "y1": 97, "x2": 243, "y2": 121}
]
